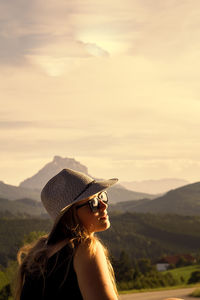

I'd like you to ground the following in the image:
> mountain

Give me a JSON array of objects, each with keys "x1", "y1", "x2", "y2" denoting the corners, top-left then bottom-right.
[
  {"x1": 120, "y1": 178, "x2": 189, "y2": 194},
  {"x1": 111, "y1": 181, "x2": 200, "y2": 215},
  {"x1": 19, "y1": 156, "x2": 89, "y2": 189},
  {"x1": 0, "y1": 181, "x2": 40, "y2": 201},
  {"x1": 18, "y1": 155, "x2": 156, "y2": 203}
]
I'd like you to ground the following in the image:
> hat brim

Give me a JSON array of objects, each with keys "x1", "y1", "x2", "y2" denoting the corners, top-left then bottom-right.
[{"x1": 46, "y1": 178, "x2": 118, "y2": 244}]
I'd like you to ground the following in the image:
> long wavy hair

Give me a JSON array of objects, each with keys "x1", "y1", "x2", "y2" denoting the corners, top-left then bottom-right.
[{"x1": 14, "y1": 204, "x2": 117, "y2": 300}]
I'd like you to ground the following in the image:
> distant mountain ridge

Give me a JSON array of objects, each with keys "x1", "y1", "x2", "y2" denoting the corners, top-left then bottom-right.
[
  {"x1": 18, "y1": 155, "x2": 156, "y2": 203},
  {"x1": 0, "y1": 156, "x2": 155, "y2": 208},
  {"x1": 120, "y1": 178, "x2": 189, "y2": 194},
  {"x1": 2, "y1": 179, "x2": 199, "y2": 217},
  {"x1": 0, "y1": 154, "x2": 199, "y2": 216},
  {"x1": 111, "y1": 181, "x2": 200, "y2": 216}
]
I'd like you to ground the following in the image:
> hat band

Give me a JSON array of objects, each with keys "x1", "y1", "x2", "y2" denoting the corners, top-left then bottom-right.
[{"x1": 73, "y1": 180, "x2": 95, "y2": 202}]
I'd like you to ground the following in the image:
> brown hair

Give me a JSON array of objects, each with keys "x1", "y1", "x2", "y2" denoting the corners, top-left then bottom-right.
[{"x1": 14, "y1": 205, "x2": 117, "y2": 299}]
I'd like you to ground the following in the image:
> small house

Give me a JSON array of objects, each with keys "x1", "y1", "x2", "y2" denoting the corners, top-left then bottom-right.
[{"x1": 156, "y1": 254, "x2": 196, "y2": 271}]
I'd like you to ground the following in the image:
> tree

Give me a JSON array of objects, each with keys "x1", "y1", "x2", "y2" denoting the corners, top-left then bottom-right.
[
  {"x1": 176, "y1": 256, "x2": 188, "y2": 268},
  {"x1": 137, "y1": 258, "x2": 155, "y2": 275},
  {"x1": 188, "y1": 271, "x2": 200, "y2": 284},
  {"x1": 114, "y1": 251, "x2": 133, "y2": 282}
]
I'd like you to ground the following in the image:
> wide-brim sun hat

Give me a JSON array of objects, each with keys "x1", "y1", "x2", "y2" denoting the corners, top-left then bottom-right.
[{"x1": 41, "y1": 168, "x2": 118, "y2": 244}]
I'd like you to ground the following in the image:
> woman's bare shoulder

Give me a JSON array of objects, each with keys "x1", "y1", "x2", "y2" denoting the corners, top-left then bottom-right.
[
  {"x1": 74, "y1": 239, "x2": 118, "y2": 300},
  {"x1": 74, "y1": 239, "x2": 103, "y2": 262}
]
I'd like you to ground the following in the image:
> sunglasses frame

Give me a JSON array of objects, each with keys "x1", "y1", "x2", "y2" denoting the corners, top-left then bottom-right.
[{"x1": 76, "y1": 191, "x2": 108, "y2": 213}]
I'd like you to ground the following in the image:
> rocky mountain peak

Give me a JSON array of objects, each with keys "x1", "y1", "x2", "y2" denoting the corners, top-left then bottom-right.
[{"x1": 19, "y1": 156, "x2": 89, "y2": 190}]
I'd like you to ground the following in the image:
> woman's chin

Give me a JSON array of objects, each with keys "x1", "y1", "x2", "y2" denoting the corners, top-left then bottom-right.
[{"x1": 99, "y1": 219, "x2": 111, "y2": 232}]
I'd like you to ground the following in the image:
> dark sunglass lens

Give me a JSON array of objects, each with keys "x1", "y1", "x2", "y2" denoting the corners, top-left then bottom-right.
[
  {"x1": 91, "y1": 198, "x2": 98, "y2": 207},
  {"x1": 88, "y1": 192, "x2": 108, "y2": 212},
  {"x1": 98, "y1": 192, "x2": 108, "y2": 203},
  {"x1": 89, "y1": 203, "x2": 98, "y2": 212},
  {"x1": 88, "y1": 198, "x2": 98, "y2": 212}
]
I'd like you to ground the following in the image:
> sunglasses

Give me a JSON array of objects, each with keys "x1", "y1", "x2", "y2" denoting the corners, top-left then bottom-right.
[{"x1": 76, "y1": 191, "x2": 108, "y2": 213}]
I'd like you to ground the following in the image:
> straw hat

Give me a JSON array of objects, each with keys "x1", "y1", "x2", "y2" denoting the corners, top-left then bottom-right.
[{"x1": 41, "y1": 168, "x2": 118, "y2": 243}]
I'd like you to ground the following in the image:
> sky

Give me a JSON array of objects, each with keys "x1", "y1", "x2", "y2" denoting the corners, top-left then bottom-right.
[{"x1": 1, "y1": 0, "x2": 200, "y2": 185}]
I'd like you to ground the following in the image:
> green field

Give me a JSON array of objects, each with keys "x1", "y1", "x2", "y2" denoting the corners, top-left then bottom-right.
[
  {"x1": 119, "y1": 265, "x2": 200, "y2": 294},
  {"x1": 163, "y1": 264, "x2": 200, "y2": 284}
]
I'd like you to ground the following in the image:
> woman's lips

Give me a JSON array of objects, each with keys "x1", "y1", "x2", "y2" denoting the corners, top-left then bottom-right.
[{"x1": 100, "y1": 214, "x2": 108, "y2": 220}]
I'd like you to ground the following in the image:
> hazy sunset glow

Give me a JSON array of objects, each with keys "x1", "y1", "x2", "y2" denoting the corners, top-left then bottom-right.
[{"x1": 1, "y1": 0, "x2": 200, "y2": 185}]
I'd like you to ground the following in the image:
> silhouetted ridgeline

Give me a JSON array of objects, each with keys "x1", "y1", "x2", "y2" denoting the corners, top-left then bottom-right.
[{"x1": 1, "y1": 212, "x2": 200, "y2": 267}]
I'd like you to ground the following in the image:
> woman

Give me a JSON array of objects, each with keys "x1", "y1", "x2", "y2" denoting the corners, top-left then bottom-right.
[{"x1": 15, "y1": 168, "x2": 118, "y2": 300}]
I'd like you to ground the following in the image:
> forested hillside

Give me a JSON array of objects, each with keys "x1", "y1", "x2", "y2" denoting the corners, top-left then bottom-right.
[
  {"x1": 1, "y1": 212, "x2": 200, "y2": 267},
  {"x1": 100, "y1": 213, "x2": 200, "y2": 259}
]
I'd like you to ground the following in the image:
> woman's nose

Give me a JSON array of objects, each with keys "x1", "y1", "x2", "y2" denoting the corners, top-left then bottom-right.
[{"x1": 99, "y1": 200, "x2": 108, "y2": 210}]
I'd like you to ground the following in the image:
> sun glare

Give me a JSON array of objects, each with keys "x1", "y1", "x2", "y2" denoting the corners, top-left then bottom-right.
[{"x1": 77, "y1": 31, "x2": 126, "y2": 55}]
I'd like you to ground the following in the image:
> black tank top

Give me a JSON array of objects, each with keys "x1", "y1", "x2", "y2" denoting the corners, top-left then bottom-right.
[{"x1": 20, "y1": 245, "x2": 83, "y2": 300}]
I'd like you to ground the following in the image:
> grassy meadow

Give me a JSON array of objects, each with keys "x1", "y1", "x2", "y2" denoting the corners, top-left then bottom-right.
[
  {"x1": 119, "y1": 264, "x2": 200, "y2": 294},
  {"x1": 163, "y1": 265, "x2": 200, "y2": 284}
]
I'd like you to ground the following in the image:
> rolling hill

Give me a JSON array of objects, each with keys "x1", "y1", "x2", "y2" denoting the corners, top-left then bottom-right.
[
  {"x1": 0, "y1": 181, "x2": 40, "y2": 201},
  {"x1": 111, "y1": 181, "x2": 200, "y2": 215},
  {"x1": 0, "y1": 198, "x2": 46, "y2": 217},
  {"x1": 0, "y1": 186, "x2": 155, "y2": 216}
]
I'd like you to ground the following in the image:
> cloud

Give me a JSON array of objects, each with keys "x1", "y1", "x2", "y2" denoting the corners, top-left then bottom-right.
[
  {"x1": 2, "y1": 0, "x2": 200, "y2": 70},
  {"x1": 0, "y1": 121, "x2": 34, "y2": 129}
]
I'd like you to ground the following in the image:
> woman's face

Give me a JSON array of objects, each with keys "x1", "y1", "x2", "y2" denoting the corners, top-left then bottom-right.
[{"x1": 76, "y1": 193, "x2": 110, "y2": 235}]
